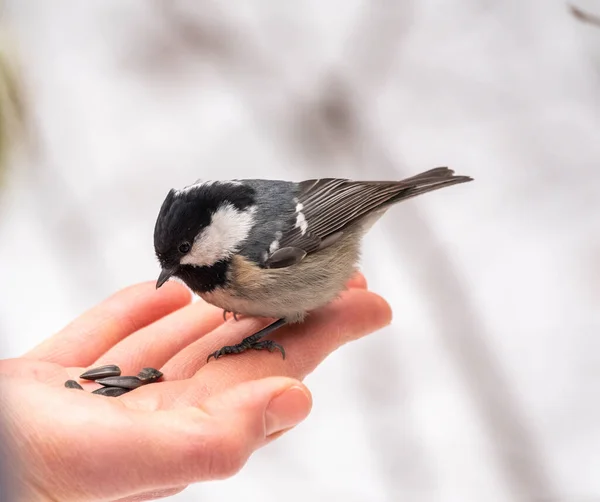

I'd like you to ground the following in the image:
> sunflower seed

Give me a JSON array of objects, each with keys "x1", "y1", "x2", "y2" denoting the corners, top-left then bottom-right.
[
  {"x1": 92, "y1": 386, "x2": 130, "y2": 397},
  {"x1": 137, "y1": 367, "x2": 163, "y2": 384},
  {"x1": 64, "y1": 380, "x2": 84, "y2": 390},
  {"x1": 80, "y1": 364, "x2": 121, "y2": 381},
  {"x1": 95, "y1": 376, "x2": 143, "y2": 390}
]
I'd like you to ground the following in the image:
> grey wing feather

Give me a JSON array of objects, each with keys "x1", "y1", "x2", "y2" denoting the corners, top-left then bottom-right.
[
  {"x1": 265, "y1": 167, "x2": 472, "y2": 268},
  {"x1": 266, "y1": 247, "x2": 307, "y2": 269}
]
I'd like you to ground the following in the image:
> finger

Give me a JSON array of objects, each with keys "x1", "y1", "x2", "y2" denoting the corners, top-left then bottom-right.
[
  {"x1": 25, "y1": 281, "x2": 191, "y2": 367},
  {"x1": 160, "y1": 276, "x2": 374, "y2": 381},
  {"x1": 94, "y1": 273, "x2": 367, "y2": 376},
  {"x1": 179, "y1": 289, "x2": 391, "y2": 382},
  {"x1": 137, "y1": 289, "x2": 390, "y2": 409},
  {"x1": 158, "y1": 316, "x2": 272, "y2": 384},
  {"x1": 185, "y1": 289, "x2": 391, "y2": 404},
  {"x1": 347, "y1": 271, "x2": 367, "y2": 289},
  {"x1": 121, "y1": 378, "x2": 310, "y2": 490},
  {"x1": 91, "y1": 299, "x2": 224, "y2": 376}
]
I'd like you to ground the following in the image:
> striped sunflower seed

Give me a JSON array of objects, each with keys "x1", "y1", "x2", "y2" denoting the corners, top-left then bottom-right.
[
  {"x1": 64, "y1": 380, "x2": 84, "y2": 390},
  {"x1": 137, "y1": 367, "x2": 163, "y2": 384},
  {"x1": 80, "y1": 364, "x2": 121, "y2": 381},
  {"x1": 95, "y1": 376, "x2": 143, "y2": 390},
  {"x1": 92, "y1": 386, "x2": 130, "y2": 397}
]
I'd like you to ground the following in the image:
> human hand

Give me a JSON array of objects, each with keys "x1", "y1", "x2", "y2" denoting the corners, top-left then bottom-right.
[{"x1": 0, "y1": 273, "x2": 391, "y2": 501}]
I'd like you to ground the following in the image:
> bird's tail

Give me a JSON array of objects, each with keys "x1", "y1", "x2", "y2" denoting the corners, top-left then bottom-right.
[
  {"x1": 389, "y1": 167, "x2": 473, "y2": 204},
  {"x1": 355, "y1": 167, "x2": 472, "y2": 233}
]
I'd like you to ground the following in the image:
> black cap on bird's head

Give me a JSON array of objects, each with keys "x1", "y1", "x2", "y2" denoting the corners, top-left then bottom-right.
[
  {"x1": 153, "y1": 188, "x2": 209, "y2": 287},
  {"x1": 153, "y1": 181, "x2": 256, "y2": 289}
]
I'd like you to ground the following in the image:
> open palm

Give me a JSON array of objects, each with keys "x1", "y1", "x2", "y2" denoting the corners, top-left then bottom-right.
[{"x1": 0, "y1": 273, "x2": 391, "y2": 502}]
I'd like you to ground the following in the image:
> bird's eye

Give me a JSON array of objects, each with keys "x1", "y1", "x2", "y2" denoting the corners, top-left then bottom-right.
[{"x1": 178, "y1": 242, "x2": 191, "y2": 254}]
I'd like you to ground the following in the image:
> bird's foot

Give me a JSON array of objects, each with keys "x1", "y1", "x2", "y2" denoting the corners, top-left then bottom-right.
[
  {"x1": 207, "y1": 337, "x2": 285, "y2": 361},
  {"x1": 207, "y1": 318, "x2": 287, "y2": 362},
  {"x1": 222, "y1": 310, "x2": 239, "y2": 322}
]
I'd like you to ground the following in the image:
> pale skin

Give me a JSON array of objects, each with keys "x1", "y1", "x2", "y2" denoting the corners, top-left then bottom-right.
[{"x1": 0, "y1": 273, "x2": 392, "y2": 502}]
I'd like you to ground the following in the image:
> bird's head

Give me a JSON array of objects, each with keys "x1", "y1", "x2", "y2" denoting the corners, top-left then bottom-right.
[{"x1": 153, "y1": 180, "x2": 256, "y2": 289}]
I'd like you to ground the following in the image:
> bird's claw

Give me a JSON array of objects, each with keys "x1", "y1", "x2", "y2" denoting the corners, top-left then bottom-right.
[
  {"x1": 222, "y1": 310, "x2": 239, "y2": 322},
  {"x1": 206, "y1": 339, "x2": 285, "y2": 362},
  {"x1": 207, "y1": 318, "x2": 287, "y2": 362},
  {"x1": 251, "y1": 340, "x2": 286, "y2": 359}
]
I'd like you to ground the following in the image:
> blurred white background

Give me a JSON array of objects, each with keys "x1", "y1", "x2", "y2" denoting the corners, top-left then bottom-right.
[{"x1": 1, "y1": 1, "x2": 600, "y2": 501}]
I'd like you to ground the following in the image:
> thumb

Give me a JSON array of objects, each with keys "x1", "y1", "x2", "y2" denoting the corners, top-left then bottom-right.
[
  {"x1": 201, "y1": 376, "x2": 313, "y2": 439},
  {"x1": 140, "y1": 377, "x2": 312, "y2": 486}
]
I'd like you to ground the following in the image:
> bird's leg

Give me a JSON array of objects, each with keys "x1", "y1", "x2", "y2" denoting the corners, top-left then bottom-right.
[
  {"x1": 222, "y1": 310, "x2": 240, "y2": 322},
  {"x1": 207, "y1": 318, "x2": 287, "y2": 361}
]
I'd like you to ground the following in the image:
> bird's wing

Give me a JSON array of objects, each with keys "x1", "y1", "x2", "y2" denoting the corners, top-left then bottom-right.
[{"x1": 264, "y1": 167, "x2": 472, "y2": 269}]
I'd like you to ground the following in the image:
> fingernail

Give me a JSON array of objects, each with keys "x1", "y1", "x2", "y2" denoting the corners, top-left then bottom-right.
[{"x1": 265, "y1": 386, "x2": 312, "y2": 436}]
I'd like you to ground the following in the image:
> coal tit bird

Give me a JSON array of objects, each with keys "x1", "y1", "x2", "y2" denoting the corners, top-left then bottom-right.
[{"x1": 153, "y1": 167, "x2": 472, "y2": 361}]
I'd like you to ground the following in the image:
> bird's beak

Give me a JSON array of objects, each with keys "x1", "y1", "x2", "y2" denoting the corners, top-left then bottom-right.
[{"x1": 156, "y1": 268, "x2": 176, "y2": 289}]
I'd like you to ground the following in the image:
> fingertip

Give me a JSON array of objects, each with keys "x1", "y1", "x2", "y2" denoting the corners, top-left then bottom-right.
[
  {"x1": 334, "y1": 288, "x2": 393, "y2": 329},
  {"x1": 265, "y1": 382, "x2": 312, "y2": 436},
  {"x1": 106, "y1": 280, "x2": 191, "y2": 304},
  {"x1": 120, "y1": 280, "x2": 193, "y2": 308},
  {"x1": 154, "y1": 280, "x2": 193, "y2": 305},
  {"x1": 227, "y1": 376, "x2": 309, "y2": 404},
  {"x1": 346, "y1": 271, "x2": 368, "y2": 290},
  {"x1": 367, "y1": 291, "x2": 393, "y2": 327},
  {"x1": 200, "y1": 376, "x2": 310, "y2": 416}
]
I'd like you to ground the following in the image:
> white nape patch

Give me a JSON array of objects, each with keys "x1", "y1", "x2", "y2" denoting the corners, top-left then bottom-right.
[
  {"x1": 180, "y1": 203, "x2": 256, "y2": 267},
  {"x1": 177, "y1": 179, "x2": 242, "y2": 194},
  {"x1": 295, "y1": 202, "x2": 304, "y2": 212},
  {"x1": 295, "y1": 208, "x2": 308, "y2": 235}
]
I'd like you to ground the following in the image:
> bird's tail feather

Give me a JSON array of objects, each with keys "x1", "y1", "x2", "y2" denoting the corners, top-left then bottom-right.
[{"x1": 389, "y1": 167, "x2": 473, "y2": 204}]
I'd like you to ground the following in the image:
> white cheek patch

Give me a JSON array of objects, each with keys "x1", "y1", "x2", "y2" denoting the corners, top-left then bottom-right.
[{"x1": 180, "y1": 203, "x2": 256, "y2": 267}]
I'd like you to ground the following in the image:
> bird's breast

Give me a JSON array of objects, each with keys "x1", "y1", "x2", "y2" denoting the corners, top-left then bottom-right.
[{"x1": 198, "y1": 230, "x2": 362, "y2": 321}]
